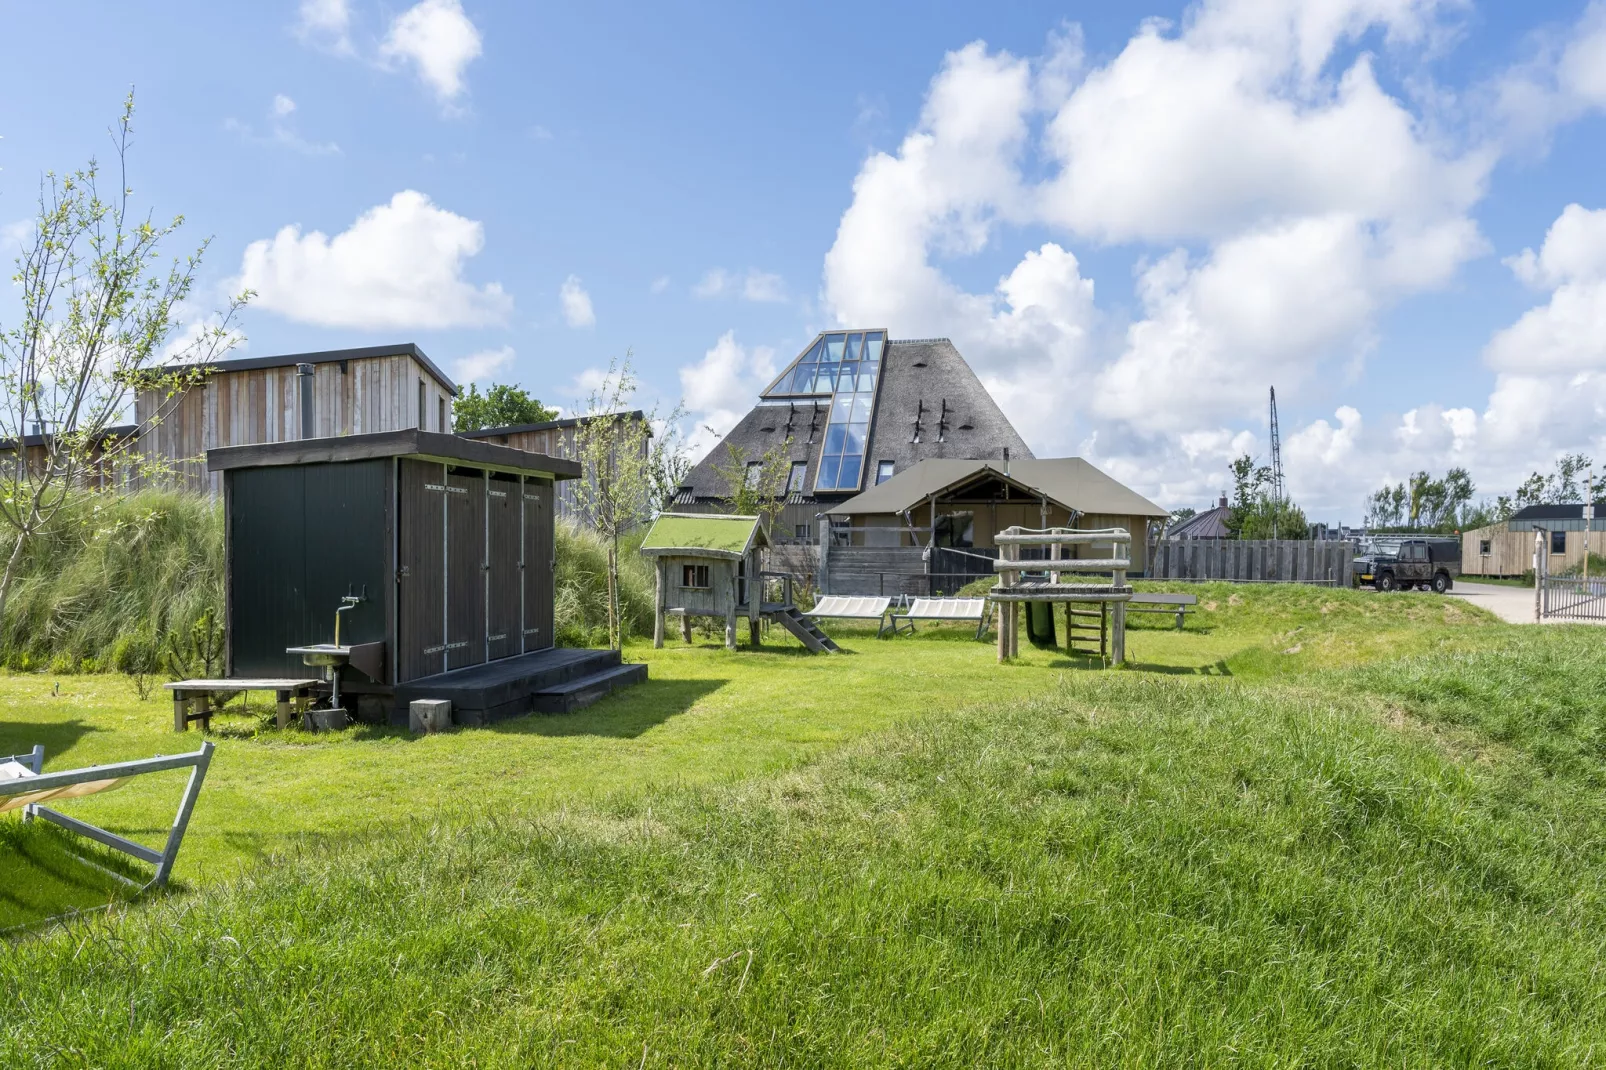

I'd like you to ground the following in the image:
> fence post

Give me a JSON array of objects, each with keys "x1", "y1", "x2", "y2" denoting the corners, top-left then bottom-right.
[{"x1": 1534, "y1": 529, "x2": 1544, "y2": 622}]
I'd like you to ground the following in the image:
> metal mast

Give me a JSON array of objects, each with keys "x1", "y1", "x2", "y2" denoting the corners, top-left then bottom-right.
[{"x1": 1269, "y1": 387, "x2": 1285, "y2": 539}]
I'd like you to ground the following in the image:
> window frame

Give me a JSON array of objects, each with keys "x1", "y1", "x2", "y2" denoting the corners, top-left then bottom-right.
[
  {"x1": 875, "y1": 460, "x2": 895, "y2": 485},
  {"x1": 1551, "y1": 529, "x2": 1567, "y2": 555},
  {"x1": 680, "y1": 564, "x2": 711, "y2": 590},
  {"x1": 786, "y1": 462, "x2": 808, "y2": 495},
  {"x1": 1479, "y1": 539, "x2": 1491, "y2": 556}
]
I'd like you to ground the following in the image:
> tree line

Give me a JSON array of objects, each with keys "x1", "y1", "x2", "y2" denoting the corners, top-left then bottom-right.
[{"x1": 1365, "y1": 453, "x2": 1593, "y2": 533}]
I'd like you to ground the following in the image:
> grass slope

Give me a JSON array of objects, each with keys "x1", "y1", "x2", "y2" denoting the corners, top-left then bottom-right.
[{"x1": 8, "y1": 586, "x2": 1606, "y2": 1064}]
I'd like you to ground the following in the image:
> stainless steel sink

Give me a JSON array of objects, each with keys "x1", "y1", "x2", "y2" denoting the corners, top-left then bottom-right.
[{"x1": 286, "y1": 644, "x2": 352, "y2": 669}]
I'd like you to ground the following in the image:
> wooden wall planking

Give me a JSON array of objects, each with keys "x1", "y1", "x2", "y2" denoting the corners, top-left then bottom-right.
[
  {"x1": 1149, "y1": 539, "x2": 1352, "y2": 585},
  {"x1": 134, "y1": 354, "x2": 455, "y2": 497}
]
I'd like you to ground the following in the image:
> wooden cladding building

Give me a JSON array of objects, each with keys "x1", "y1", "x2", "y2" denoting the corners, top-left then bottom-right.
[
  {"x1": 140, "y1": 344, "x2": 458, "y2": 497},
  {"x1": 208, "y1": 429, "x2": 579, "y2": 718}
]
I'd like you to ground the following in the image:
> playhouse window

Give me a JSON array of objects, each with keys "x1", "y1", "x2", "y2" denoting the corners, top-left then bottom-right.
[{"x1": 681, "y1": 564, "x2": 711, "y2": 589}]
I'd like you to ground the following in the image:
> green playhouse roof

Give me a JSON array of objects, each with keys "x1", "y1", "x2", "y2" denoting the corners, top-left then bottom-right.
[{"x1": 640, "y1": 513, "x2": 764, "y2": 559}]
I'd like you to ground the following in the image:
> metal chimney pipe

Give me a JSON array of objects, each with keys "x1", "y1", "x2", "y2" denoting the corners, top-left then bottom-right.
[{"x1": 296, "y1": 363, "x2": 315, "y2": 439}]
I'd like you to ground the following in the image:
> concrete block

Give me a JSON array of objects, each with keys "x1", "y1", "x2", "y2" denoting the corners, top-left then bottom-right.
[{"x1": 409, "y1": 698, "x2": 451, "y2": 734}]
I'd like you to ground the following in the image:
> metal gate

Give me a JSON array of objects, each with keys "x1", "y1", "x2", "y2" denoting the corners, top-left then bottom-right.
[{"x1": 1541, "y1": 576, "x2": 1606, "y2": 620}]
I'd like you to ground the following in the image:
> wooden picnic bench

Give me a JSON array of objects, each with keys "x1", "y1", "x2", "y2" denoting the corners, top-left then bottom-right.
[
  {"x1": 165, "y1": 679, "x2": 323, "y2": 732},
  {"x1": 1127, "y1": 592, "x2": 1199, "y2": 630}
]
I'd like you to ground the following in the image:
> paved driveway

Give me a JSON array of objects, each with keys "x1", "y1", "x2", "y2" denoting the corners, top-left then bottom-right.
[{"x1": 1446, "y1": 580, "x2": 1606, "y2": 625}]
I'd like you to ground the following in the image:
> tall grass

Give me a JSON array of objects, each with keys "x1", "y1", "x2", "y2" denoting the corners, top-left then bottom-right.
[
  {"x1": 554, "y1": 521, "x2": 655, "y2": 646},
  {"x1": 0, "y1": 489, "x2": 222, "y2": 673}
]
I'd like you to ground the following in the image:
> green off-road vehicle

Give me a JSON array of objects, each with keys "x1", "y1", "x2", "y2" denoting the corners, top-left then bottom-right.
[{"x1": 1352, "y1": 537, "x2": 1461, "y2": 593}]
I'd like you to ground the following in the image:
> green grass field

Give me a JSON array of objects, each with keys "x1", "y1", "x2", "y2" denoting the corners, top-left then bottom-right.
[{"x1": 6, "y1": 584, "x2": 1606, "y2": 1065}]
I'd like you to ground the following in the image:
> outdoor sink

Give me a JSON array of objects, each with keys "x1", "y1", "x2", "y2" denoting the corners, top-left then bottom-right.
[{"x1": 287, "y1": 644, "x2": 352, "y2": 669}]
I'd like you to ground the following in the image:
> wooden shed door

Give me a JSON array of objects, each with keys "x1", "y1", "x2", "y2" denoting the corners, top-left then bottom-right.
[
  {"x1": 446, "y1": 468, "x2": 486, "y2": 671},
  {"x1": 522, "y1": 478, "x2": 555, "y2": 651},
  {"x1": 486, "y1": 473, "x2": 521, "y2": 661},
  {"x1": 397, "y1": 459, "x2": 446, "y2": 681}
]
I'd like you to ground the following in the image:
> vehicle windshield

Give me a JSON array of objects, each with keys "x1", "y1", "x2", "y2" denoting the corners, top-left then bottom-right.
[{"x1": 1363, "y1": 538, "x2": 1404, "y2": 557}]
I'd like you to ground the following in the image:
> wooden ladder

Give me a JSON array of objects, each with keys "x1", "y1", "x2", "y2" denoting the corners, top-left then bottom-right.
[
  {"x1": 1065, "y1": 602, "x2": 1108, "y2": 658},
  {"x1": 772, "y1": 606, "x2": 842, "y2": 654}
]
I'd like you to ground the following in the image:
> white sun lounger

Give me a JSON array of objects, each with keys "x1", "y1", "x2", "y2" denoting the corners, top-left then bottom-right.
[
  {"x1": 904, "y1": 597, "x2": 995, "y2": 639},
  {"x1": 805, "y1": 595, "x2": 907, "y2": 638},
  {"x1": 1, "y1": 741, "x2": 214, "y2": 890}
]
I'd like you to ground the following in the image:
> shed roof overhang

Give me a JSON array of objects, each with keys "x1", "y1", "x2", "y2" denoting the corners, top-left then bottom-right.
[
  {"x1": 639, "y1": 512, "x2": 767, "y2": 560},
  {"x1": 826, "y1": 463, "x2": 1071, "y2": 516},
  {"x1": 206, "y1": 429, "x2": 581, "y2": 479}
]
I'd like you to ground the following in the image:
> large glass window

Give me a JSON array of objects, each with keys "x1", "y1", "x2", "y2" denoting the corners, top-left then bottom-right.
[{"x1": 758, "y1": 329, "x2": 887, "y2": 494}]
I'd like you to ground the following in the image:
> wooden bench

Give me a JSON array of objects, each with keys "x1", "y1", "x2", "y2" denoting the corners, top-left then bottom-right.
[
  {"x1": 902, "y1": 597, "x2": 994, "y2": 640},
  {"x1": 165, "y1": 679, "x2": 323, "y2": 732},
  {"x1": 1127, "y1": 592, "x2": 1199, "y2": 630},
  {"x1": 2, "y1": 741, "x2": 214, "y2": 890}
]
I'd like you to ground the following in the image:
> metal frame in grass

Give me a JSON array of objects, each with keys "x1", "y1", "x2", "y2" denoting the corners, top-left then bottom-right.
[{"x1": 1, "y1": 742, "x2": 214, "y2": 890}]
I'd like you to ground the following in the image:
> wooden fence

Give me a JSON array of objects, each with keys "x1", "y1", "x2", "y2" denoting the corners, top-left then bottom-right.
[{"x1": 1148, "y1": 539, "x2": 1354, "y2": 585}]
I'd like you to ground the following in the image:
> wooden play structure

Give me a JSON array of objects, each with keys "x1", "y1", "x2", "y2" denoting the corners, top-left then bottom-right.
[
  {"x1": 990, "y1": 526, "x2": 1132, "y2": 665},
  {"x1": 643, "y1": 513, "x2": 840, "y2": 652}
]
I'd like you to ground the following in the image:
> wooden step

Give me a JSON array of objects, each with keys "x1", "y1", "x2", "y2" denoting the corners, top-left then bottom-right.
[{"x1": 531, "y1": 663, "x2": 648, "y2": 714}]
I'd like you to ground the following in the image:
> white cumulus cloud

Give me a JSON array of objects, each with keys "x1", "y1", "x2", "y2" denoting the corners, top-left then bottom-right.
[
  {"x1": 679, "y1": 331, "x2": 777, "y2": 459},
  {"x1": 237, "y1": 190, "x2": 511, "y2": 329},
  {"x1": 559, "y1": 275, "x2": 595, "y2": 328},
  {"x1": 451, "y1": 345, "x2": 515, "y2": 385},
  {"x1": 380, "y1": 0, "x2": 483, "y2": 105}
]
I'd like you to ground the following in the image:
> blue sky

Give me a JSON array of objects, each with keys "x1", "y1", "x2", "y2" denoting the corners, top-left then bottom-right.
[{"x1": 2, "y1": 0, "x2": 1605, "y2": 520}]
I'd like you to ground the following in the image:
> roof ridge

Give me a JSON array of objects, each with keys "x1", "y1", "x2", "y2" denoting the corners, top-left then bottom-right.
[{"x1": 888, "y1": 337, "x2": 952, "y2": 345}]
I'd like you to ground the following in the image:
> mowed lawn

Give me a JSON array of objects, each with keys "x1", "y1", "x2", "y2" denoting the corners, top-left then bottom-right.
[{"x1": 9, "y1": 585, "x2": 1606, "y2": 1064}]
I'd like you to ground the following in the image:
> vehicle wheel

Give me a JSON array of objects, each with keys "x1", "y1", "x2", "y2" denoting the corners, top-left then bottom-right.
[
  {"x1": 1376, "y1": 573, "x2": 1397, "y2": 592},
  {"x1": 1431, "y1": 572, "x2": 1450, "y2": 594}
]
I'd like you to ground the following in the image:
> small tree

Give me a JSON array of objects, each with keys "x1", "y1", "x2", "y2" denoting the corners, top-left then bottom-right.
[
  {"x1": 1225, "y1": 454, "x2": 1307, "y2": 539},
  {"x1": 0, "y1": 94, "x2": 245, "y2": 624},
  {"x1": 452, "y1": 382, "x2": 558, "y2": 431},
  {"x1": 572, "y1": 353, "x2": 686, "y2": 650},
  {"x1": 709, "y1": 439, "x2": 793, "y2": 532}
]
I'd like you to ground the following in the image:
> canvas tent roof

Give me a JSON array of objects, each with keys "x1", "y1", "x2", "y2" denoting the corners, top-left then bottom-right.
[
  {"x1": 826, "y1": 457, "x2": 1167, "y2": 519},
  {"x1": 640, "y1": 513, "x2": 766, "y2": 560}
]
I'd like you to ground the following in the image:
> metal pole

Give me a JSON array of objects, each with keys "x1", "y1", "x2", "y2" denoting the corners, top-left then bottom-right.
[{"x1": 1535, "y1": 528, "x2": 1545, "y2": 623}]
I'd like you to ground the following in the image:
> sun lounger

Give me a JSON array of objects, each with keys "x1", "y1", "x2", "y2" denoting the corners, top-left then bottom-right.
[
  {"x1": 903, "y1": 597, "x2": 995, "y2": 639},
  {"x1": 805, "y1": 595, "x2": 905, "y2": 638},
  {"x1": 1, "y1": 742, "x2": 214, "y2": 890}
]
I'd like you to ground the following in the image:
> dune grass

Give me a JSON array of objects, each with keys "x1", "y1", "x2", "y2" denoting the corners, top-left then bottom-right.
[{"x1": 10, "y1": 584, "x2": 1606, "y2": 1064}]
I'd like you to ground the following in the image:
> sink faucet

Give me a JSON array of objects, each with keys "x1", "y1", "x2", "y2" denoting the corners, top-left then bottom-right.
[{"x1": 333, "y1": 588, "x2": 366, "y2": 647}]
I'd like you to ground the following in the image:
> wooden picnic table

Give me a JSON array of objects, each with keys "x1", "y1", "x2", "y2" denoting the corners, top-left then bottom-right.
[{"x1": 165, "y1": 678, "x2": 323, "y2": 732}]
